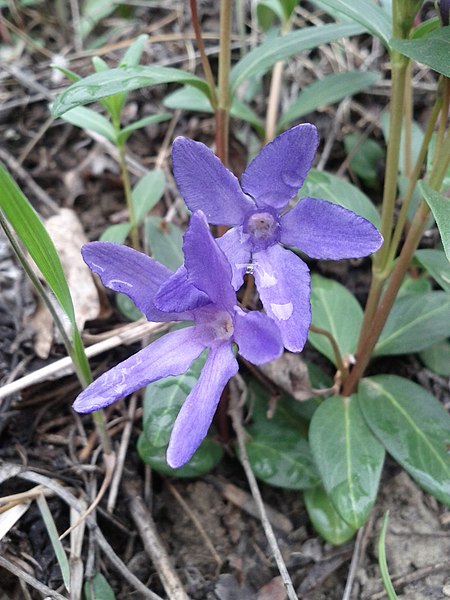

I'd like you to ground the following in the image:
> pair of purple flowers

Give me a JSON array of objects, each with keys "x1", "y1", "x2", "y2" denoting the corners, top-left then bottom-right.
[{"x1": 73, "y1": 124, "x2": 382, "y2": 468}]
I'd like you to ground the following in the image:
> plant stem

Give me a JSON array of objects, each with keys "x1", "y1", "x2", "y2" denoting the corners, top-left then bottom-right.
[
  {"x1": 117, "y1": 142, "x2": 140, "y2": 250},
  {"x1": 216, "y1": 0, "x2": 233, "y2": 165},
  {"x1": 309, "y1": 325, "x2": 348, "y2": 383},
  {"x1": 265, "y1": 21, "x2": 290, "y2": 142},
  {"x1": 0, "y1": 211, "x2": 113, "y2": 455},
  {"x1": 189, "y1": 0, "x2": 218, "y2": 108},
  {"x1": 343, "y1": 131, "x2": 450, "y2": 397}
]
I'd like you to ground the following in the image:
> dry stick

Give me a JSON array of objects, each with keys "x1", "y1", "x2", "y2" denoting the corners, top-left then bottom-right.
[
  {"x1": 165, "y1": 481, "x2": 222, "y2": 570},
  {"x1": 368, "y1": 560, "x2": 450, "y2": 600},
  {"x1": 0, "y1": 320, "x2": 167, "y2": 400},
  {"x1": 342, "y1": 525, "x2": 365, "y2": 600},
  {"x1": 14, "y1": 467, "x2": 163, "y2": 600},
  {"x1": 0, "y1": 554, "x2": 68, "y2": 600},
  {"x1": 124, "y1": 480, "x2": 191, "y2": 600},
  {"x1": 229, "y1": 377, "x2": 299, "y2": 600}
]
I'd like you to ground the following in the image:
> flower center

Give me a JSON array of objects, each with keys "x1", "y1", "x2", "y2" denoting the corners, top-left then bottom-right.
[
  {"x1": 243, "y1": 209, "x2": 281, "y2": 251},
  {"x1": 195, "y1": 306, "x2": 235, "y2": 342}
]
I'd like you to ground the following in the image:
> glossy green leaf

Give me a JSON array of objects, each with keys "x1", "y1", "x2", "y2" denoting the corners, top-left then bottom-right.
[
  {"x1": 279, "y1": 71, "x2": 380, "y2": 130},
  {"x1": 51, "y1": 66, "x2": 210, "y2": 117},
  {"x1": 100, "y1": 223, "x2": 132, "y2": 244},
  {"x1": 415, "y1": 249, "x2": 450, "y2": 291},
  {"x1": 304, "y1": 486, "x2": 357, "y2": 545},
  {"x1": 163, "y1": 87, "x2": 264, "y2": 134},
  {"x1": 84, "y1": 572, "x2": 116, "y2": 600},
  {"x1": 390, "y1": 27, "x2": 450, "y2": 77},
  {"x1": 137, "y1": 434, "x2": 223, "y2": 477},
  {"x1": 133, "y1": 169, "x2": 166, "y2": 224},
  {"x1": 310, "y1": 0, "x2": 392, "y2": 46},
  {"x1": 420, "y1": 341, "x2": 450, "y2": 377},
  {"x1": 143, "y1": 353, "x2": 207, "y2": 448},
  {"x1": 397, "y1": 273, "x2": 431, "y2": 297},
  {"x1": 230, "y1": 22, "x2": 365, "y2": 93},
  {"x1": 301, "y1": 169, "x2": 381, "y2": 227},
  {"x1": 420, "y1": 181, "x2": 450, "y2": 261},
  {"x1": 117, "y1": 112, "x2": 172, "y2": 145},
  {"x1": 308, "y1": 275, "x2": 363, "y2": 365},
  {"x1": 309, "y1": 395, "x2": 385, "y2": 528},
  {"x1": 343, "y1": 133, "x2": 384, "y2": 187},
  {"x1": 145, "y1": 216, "x2": 183, "y2": 271},
  {"x1": 358, "y1": 375, "x2": 450, "y2": 506},
  {"x1": 374, "y1": 291, "x2": 450, "y2": 356},
  {"x1": 58, "y1": 105, "x2": 116, "y2": 141}
]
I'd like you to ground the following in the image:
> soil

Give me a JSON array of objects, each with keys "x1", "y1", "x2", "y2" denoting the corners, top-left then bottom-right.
[{"x1": 0, "y1": 2, "x2": 449, "y2": 599}]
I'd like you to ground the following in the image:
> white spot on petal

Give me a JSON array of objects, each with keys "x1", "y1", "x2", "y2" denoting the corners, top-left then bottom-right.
[
  {"x1": 255, "y1": 264, "x2": 277, "y2": 288},
  {"x1": 109, "y1": 279, "x2": 132, "y2": 288},
  {"x1": 270, "y1": 302, "x2": 293, "y2": 320}
]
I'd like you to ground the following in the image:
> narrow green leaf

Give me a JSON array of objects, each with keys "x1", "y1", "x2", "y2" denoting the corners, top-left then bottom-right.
[
  {"x1": 310, "y1": 0, "x2": 392, "y2": 47},
  {"x1": 117, "y1": 112, "x2": 172, "y2": 145},
  {"x1": 309, "y1": 395, "x2": 385, "y2": 528},
  {"x1": 420, "y1": 341, "x2": 450, "y2": 377},
  {"x1": 279, "y1": 71, "x2": 380, "y2": 130},
  {"x1": 79, "y1": 0, "x2": 118, "y2": 39},
  {"x1": 84, "y1": 572, "x2": 116, "y2": 600},
  {"x1": 415, "y1": 249, "x2": 450, "y2": 291},
  {"x1": 377, "y1": 512, "x2": 398, "y2": 600},
  {"x1": 115, "y1": 292, "x2": 142, "y2": 322},
  {"x1": 51, "y1": 66, "x2": 210, "y2": 117},
  {"x1": 374, "y1": 291, "x2": 450, "y2": 356},
  {"x1": 230, "y1": 22, "x2": 365, "y2": 93},
  {"x1": 58, "y1": 106, "x2": 117, "y2": 142},
  {"x1": 420, "y1": 181, "x2": 450, "y2": 261},
  {"x1": 36, "y1": 495, "x2": 70, "y2": 591},
  {"x1": 132, "y1": 169, "x2": 166, "y2": 224},
  {"x1": 359, "y1": 375, "x2": 450, "y2": 506},
  {"x1": 0, "y1": 165, "x2": 75, "y2": 323},
  {"x1": 120, "y1": 34, "x2": 148, "y2": 67},
  {"x1": 304, "y1": 486, "x2": 357, "y2": 545},
  {"x1": 390, "y1": 27, "x2": 450, "y2": 77},
  {"x1": 309, "y1": 274, "x2": 363, "y2": 365},
  {"x1": 145, "y1": 216, "x2": 184, "y2": 271},
  {"x1": 302, "y1": 169, "x2": 381, "y2": 227}
]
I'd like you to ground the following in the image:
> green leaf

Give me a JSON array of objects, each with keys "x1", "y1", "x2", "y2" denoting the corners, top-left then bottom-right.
[
  {"x1": 84, "y1": 572, "x2": 116, "y2": 600},
  {"x1": 302, "y1": 169, "x2": 381, "y2": 227},
  {"x1": 310, "y1": 0, "x2": 392, "y2": 47},
  {"x1": 100, "y1": 223, "x2": 131, "y2": 244},
  {"x1": 117, "y1": 112, "x2": 172, "y2": 145},
  {"x1": 115, "y1": 292, "x2": 143, "y2": 322},
  {"x1": 374, "y1": 291, "x2": 450, "y2": 356},
  {"x1": 380, "y1": 114, "x2": 424, "y2": 179},
  {"x1": 132, "y1": 169, "x2": 166, "y2": 224},
  {"x1": 58, "y1": 106, "x2": 116, "y2": 142},
  {"x1": 397, "y1": 273, "x2": 431, "y2": 297},
  {"x1": 80, "y1": 0, "x2": 118, "y2": 39},
  {"x1": 120, "y1": 34, "x2": 148, "y2": 67},
  {"x1": 420, "y1": 181, "x2": 450, "y2": 261},
  {"x1": 257, "y1": 0, "x2": 297, "y2": 28},
  {"x1": 279, "y1": 71, "x2": 380, "y2": 130},
  {"x1": 143, "y1": 353, "x2": 207, "y2": 448},
  {"x1": 358, "y1": 375, "x2": 450, "y2": 506},
  {"x1": 309, "y1": 395, "x2": 385, "y2": 528},
  {"x1": 420, "y1": 341, "x2": 450, "y2": 377},
  {"x1": 145, "y1": 216, "x2": 184, "y2": 271},
  {"x1": 36, "y1": 494, "x2": 70, "y2": 591},
  {"x1": 51, "y1": 66, "x2": 210, "y2": 117},
  {"x1": 390, "y1": 26, "x2": 450, "y2": 77},
  {"x1": 163, "y1": 87, "x2": 264, "y2": 134},
  {"x1": 230, "y1": 22, "x2": 365, "y2": 93},
  {"x1": 137, "y1": 434, "x2": 223, "y2": 477},
  {"x1": 308, "y1": 275, "x2": 363, "y2": 365},
  {"x1": 343, "y1": 133, "x2": 384, "y2": 187},
  {"x1": 415, "y1": 249, "x2": 450, "y2": 291},
  {"x1": 377, "y1": 512, "x2": 399, "y2": 600},
  {"x1": 304, "y1": 486, "x2": 357, "y2": 545}
]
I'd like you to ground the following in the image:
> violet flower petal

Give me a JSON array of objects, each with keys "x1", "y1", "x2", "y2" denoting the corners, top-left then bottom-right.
[
  {"x1": 172, "y1": 137, "x2": 255, "y2": 225},
  {"x1": 166, "y1": 342, "x2": 238, "y2": 468},
  {"x1": 280, "y1": 197, "x2": 383, "y2": 259},
  {"x1": 241, "y1": 123, "x2": 319, "y2": 211},
  {"x1": 81, "y1": 242, "x2": 191, "y2": 322},
  {"x1": 233, "y1": 308, "x2": 283, "y2": 365},
  {"x1": 155, "y1": 266, "x2": 210, "y2": 312},
  {"x1": 183, "y1": 211, "x2": 236, "y2": 310},
  {"x1": 73, "y1": 327, "x2": 205, "y2": 413},
  {"x1": 253, "y1": 245, "x2": 311, "y2": 352},
  {"x1": 216, "y1": 226, "x2": 251, "y2": 290}
]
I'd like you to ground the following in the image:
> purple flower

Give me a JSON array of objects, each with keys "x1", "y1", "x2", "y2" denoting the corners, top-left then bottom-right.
[
  {"x1": 73, "y1": 211, "x2": 283, "y2": 468},
  {"x1": 172, "y1": 124, "x2": 383, "y2": 352}
]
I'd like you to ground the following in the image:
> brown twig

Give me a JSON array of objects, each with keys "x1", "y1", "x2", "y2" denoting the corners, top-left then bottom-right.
[{"x1": 0, "y1": 554, "x2": 67, "y2": 600}]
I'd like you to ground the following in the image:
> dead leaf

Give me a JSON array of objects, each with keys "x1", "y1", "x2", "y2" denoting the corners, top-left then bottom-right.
[
  {"x1": 258, "y1": 352, "x2": 314, "y2": 401},
  {"x1": 256, "y1": 576, "x2": 288, "y2": 600}
]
